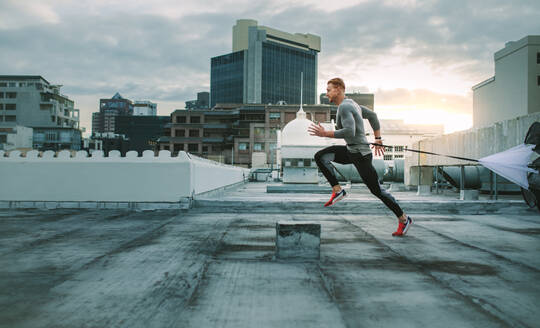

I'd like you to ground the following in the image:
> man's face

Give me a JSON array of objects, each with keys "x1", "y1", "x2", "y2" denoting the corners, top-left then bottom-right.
[{"x1": 326, "y1": 83, "x2": 341, "y2": 103}]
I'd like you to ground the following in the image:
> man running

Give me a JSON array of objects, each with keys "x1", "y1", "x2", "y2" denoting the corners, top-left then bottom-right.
[{"x1": 308, "y1": 77, "x2": 412, "y2": 236}]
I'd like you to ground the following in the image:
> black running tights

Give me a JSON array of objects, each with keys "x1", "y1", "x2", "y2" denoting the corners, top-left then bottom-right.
[{"x1": 314, "y1": 145, "x2": 404, "y2": 217}]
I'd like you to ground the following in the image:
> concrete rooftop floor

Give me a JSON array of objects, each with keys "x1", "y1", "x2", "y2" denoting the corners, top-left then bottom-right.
[{"x1": 1, "y1": 182, "x2": 539, "y2": 328}]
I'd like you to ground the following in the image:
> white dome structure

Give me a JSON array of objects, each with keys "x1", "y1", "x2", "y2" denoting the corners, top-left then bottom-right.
[{"x1": 281, "y1": 107, "x2": 327, "y2": 146}]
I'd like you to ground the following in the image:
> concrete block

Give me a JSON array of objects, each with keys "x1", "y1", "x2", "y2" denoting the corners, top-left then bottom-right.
[
  {"x1": 460, "y1": 189, "x2": 479, "y2": 200},
  {"x1": 417, "y1": 185, "x2": 431, "y2": 196},
  {"x1": 276, "y1": 221, "x2": 320, "y2": 260}
]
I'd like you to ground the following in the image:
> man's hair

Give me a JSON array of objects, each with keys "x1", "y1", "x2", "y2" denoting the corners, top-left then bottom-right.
[{"x1": 327, "y1": 77, "x2": 345, "y2": 91}]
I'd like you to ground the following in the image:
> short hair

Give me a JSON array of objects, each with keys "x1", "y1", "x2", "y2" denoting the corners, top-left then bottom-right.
[{"x1": 327, "y1": 77, "x2": 345, "y2": 91}]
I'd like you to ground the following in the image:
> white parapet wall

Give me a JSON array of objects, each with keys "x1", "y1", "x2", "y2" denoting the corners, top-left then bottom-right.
[{"x1": 0, "y1": 150, "x2": 249, "y2": 204}]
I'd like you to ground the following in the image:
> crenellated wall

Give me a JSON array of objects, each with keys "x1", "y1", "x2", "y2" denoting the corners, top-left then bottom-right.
[{"x1": 0, "y1": 150, "x2": 249, "y2": 205}]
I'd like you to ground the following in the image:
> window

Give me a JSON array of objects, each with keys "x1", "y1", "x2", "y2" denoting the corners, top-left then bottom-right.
[
  {"x1": 175, "y1": 129, "x2": 185, "y2": 137},
  {"x1": 269, "y1": 112, "x2": 281, "y2": 120},
  {"x1": 190, "y1": 116, "x2": 201, "y2": 123},
  {"x1": 189, "y1": 129, "x2": 200, "y2": 137},
  {"x1": 173, "y1": 143, "x2": 184, "y2": 152},
  {"x1": 394, "y1": 146, "x2": 404, "y2": 152},
  {"x1": 0, "y1": 104, "x2": 3, "y2": 110},
  {"x1": 40, "y1": 104, "x2": 53, "y2": 110},
  {"x1": 0, "y1": 92, "x2": 3, "y2": 98},
  {"x1": 8, "y1": 82, "x2": 15, "y2": 87},
  {"x1": 383, "y1": 155, "x2": 393, "y2": 160},
  {"x1": 163, "y1": 145, "x2": 170, "y2": 150},
  {"x1": 5, "y1": 115, "x2": 16, "y2": 122},
  {"x1": 6, "y1": 92, "x2": 16, "y2": 99},
  {"x1": 537, "y1": 52, "x2": 540, "y2": 64},
  {"x1": 538, "y1": 75, "x2": 540, "y2": 86},
  {"x1": 0, "y1": 135, "x2": 6, "y2": 143},
  {"x1": 188, "y1": 143, "x2": 198, "y2": 152},
  {"x1": 254, "y1": 127, "x2": 264, "y2": 136},
  {"x1": 5, "y1": 104, "x2": 16, "y2": 110},
  {"x1": 176, "y1": 116, "x2": 186, "y2": 123},
  {"x1": 314, "y1": 112, "x2": 326, "y2": 123},
  {"x1": 284, "y1": 112, "x2": 295, "y2": 123},
  {"x1": 0, "y1": 82, "x2": 6, "y2": 87},
  {"x1": 202, "y1": 146, "x2": 208, "y2": 152},
  {"x1": 254, "y1": 143, "x2": 264, "y2": 151},
  {"x1": 238, "y1": 142, "x2": 249, "y2": 151}
]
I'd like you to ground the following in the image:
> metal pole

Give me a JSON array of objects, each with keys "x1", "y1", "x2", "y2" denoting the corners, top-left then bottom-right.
[
  {"x1": 435, "y1": 166, "x2": 439, "y2": 194},
  {"x1": 231, "y1": 146, "x2": 234, "y2": 165},
  {"x1": 460, "y1": 165, "x2": 465, "y2": 191},
  {"x1": 493, "y1": 172, "x2": 498, "y2": 200},
  {"x1": 489, "y1": 170, "x2": 493, "y2": 199}
]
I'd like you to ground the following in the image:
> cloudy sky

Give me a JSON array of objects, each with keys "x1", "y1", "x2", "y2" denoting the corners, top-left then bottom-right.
[{"x1": 1, "y1": 0, "x2": 538, "y2": 135}]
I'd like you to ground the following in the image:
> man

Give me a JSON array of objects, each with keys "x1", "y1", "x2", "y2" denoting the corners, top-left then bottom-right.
[{"x1": 308, "y1": 78, "x2": 412, "y2": 236}]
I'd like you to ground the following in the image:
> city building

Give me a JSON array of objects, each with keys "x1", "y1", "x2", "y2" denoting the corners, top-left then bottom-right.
[
  {"x1": 133, "y1": 101, "x2": 157, "y2": 116},
  {"x1": 92, "y1": 92, "x2": 133, "y2": 134},
  {"x1": 33, "y1": 127, "x2": 82, "y2": 151},
  {"x1": 375, "y1": 119, "x2": 444, "y2": 161},
  {"x1": 186, "y1": 92, "x2": 210, "y2": 110},
  {"x1": 472, "y1": 35, "x2": 540, "y2": 128},
  {"x1": 320, "y1": 93, "x2": 375, "y2": 110},
  {"x1": 0, "y1": 75, "x2": 81, "y2": 151},
  {"x1": 0, "y1": 125, "x2": 33, "y2": 151},
  {"x1": 115, "y1": 115, "x2": 170, "y2": 155},
  {"x1": 158, "y1": 104, "x2": 337, "y2": 166},
  {"x1": 210, "y1": 19, "x2": 321, "y2": 107}
]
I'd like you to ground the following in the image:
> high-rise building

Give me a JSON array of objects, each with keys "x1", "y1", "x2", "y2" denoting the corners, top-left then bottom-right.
[
  {"x1": 92, "y1": 92, "x2": 133, "y2": 134},
  {"x1": 210, "y1": 19, "x2": 321, "y2": 107},
  {"x1": 472, "y1": 35, "x2": 540, "y2": 128},
  {"x1": 0, "y1": 75, "x2": 81, "y2": 151}
]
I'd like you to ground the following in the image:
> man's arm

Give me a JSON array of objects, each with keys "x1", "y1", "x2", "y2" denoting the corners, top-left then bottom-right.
[
  {"x1": 361, "y1": 106, "x2": 385, "y2": 156},
  {"x1": 361, "y1": 106, "x2": 380, "y2": 131}
]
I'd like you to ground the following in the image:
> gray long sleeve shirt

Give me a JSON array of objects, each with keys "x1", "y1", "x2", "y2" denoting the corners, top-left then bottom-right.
[{"x1": 334, "y1": 98, "x2": 380, "y2": 155}]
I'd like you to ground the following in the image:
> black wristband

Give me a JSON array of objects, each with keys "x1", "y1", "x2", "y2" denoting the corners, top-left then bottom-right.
[{"x1": 375, "y1": 137, "x2": 382, "y2": 139}]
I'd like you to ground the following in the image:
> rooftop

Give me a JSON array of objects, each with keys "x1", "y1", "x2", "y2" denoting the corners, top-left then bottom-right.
[{"x1": 1, "y1": 182, "x2": 538, "y2": 327}]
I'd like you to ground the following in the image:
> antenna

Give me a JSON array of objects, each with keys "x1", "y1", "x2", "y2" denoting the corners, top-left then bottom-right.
[
  {"x1": 296, "y1": 72, "x2": 306, "y2": 119},
  {"x1": 300, "y1": 71, "x2": 303, "y2": 109}
]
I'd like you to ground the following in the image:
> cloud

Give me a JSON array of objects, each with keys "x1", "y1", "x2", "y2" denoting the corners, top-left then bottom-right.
[{"x1": 0, "y1": 0, "x2": 537, "y2": 135}]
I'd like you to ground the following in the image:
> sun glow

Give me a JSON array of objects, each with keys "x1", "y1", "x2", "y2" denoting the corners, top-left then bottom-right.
[{"x1": 376, "y1": 106, "x2": 473, "y2": 134}]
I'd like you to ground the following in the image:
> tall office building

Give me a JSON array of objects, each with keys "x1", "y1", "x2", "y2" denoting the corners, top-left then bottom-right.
[
  {"x1": 92, "y1": 92, "x2": 133, "y2": 134},
  {"x1": 210, "y1": 19, "x2": 321, "y2": 107}
]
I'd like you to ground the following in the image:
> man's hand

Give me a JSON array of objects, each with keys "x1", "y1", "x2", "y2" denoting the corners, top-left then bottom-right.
[
  {"x1": 371, "y1": 139, "x2": 385, "y2": 157},
  {"x1": 308, "y1": 123, "x2": 328, "y2": 138}
]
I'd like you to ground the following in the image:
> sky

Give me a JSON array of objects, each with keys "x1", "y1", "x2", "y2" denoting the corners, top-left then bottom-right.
[{"x1": 1, "y1": 0, "x2": 539, "y2": 136}]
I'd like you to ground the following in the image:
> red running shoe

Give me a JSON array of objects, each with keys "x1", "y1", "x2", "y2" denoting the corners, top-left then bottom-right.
[
  {"x1": 324, "y1": 189, "x2": 347, "y2": 207},
  {"x1": 392, "y1": 216, "x2": 413, "y2": 237}
]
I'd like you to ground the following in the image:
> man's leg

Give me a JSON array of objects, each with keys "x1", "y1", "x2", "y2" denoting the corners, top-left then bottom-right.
[
  {"x1": 314, "y1": 146, "x2": 351, "y2": 206},
  {"x1": 350, "y1": 152, "x2": 412, "y2": 235}
]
